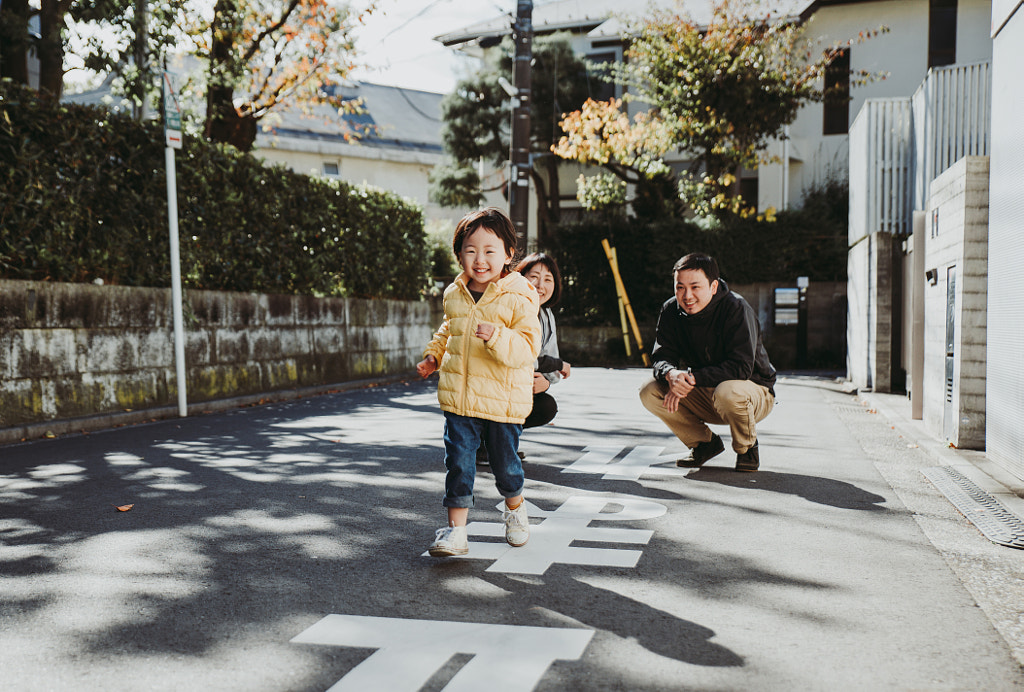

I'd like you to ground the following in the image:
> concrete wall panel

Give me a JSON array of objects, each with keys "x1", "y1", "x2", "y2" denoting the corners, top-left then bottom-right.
[{"x1": 0, "y1": 280, "x2": 434, "y2": 441}]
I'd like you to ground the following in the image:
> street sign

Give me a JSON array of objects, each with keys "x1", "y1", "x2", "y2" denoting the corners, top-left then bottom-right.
[
  {"x1": 162, "y1": 69, "x2": 187, "y2": 416},
  {"x1": 163, "y1": 71, "x2": 182, "y2": 149}
]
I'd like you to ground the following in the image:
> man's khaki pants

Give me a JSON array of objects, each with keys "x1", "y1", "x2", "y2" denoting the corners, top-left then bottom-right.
[{"x1": 639, "y1": 377, "x2": 774, "y2": 454}]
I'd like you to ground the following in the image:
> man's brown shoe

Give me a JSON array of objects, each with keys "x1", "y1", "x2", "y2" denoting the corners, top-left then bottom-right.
[
  {"x1": 677, "y1": 433, "x2": 725, "y2": 468},
  {"x1": 735, "y1": 441, "x2": 759, "y2": 472}
]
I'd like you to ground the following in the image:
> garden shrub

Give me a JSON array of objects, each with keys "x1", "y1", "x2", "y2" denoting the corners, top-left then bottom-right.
[{"x1": 0, "y1": 80, "x2": 430, "y2": 300}]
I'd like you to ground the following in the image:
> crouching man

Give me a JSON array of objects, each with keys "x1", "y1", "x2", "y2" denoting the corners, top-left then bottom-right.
[{"x1": 639, "y1": 253, "x2": 776, "y2": 472}]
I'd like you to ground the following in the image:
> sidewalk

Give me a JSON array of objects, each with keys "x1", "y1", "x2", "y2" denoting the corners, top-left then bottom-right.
[
  {"x1": 859, "y1": 387, "x2": 1024, "y2": 519},
  {"x1": 856, "y1": 385, "x2": 1024, "y2": 669}
]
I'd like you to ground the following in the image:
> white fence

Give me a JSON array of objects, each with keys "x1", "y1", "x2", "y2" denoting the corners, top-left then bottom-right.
[
  {"x1": 849, "y1": 99, "x2": 913, "y2": 243},
  {"x1": 911, "y1": 61, "x2": 992, "y2": 212},
  {"x1": 849, "y1": 62, "x2": 992, "y2": 245}
]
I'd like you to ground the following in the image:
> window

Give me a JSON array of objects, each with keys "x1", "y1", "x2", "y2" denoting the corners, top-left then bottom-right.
[
  {"x1": 322, "y1": 162, "x2": 340, "y2": 177},
  {"x1": 585, "y1": 51, "x2": 617, "y2": 102},
  {"x1": 928, "y1": 0, "x2": 957, "y2": 68},
  {"x1": 739, "y1": 176, "x2": 759, "y2": 210},
  {"x1": 823, "y1": 49, "x2": 850, "y2": 136}
]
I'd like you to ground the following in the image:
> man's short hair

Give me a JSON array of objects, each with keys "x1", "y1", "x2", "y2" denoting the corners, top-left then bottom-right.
[{"x1": 673, "y1": 253, "x2": 720, "y2": 283}]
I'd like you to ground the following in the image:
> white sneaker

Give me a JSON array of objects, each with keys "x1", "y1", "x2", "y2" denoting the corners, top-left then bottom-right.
[
  {"x1": 503, "y1": 502, "x2": 530, "y2": 547},
  {"x1": 428, "y1": 525, "x2": 468, "y2": 556}
]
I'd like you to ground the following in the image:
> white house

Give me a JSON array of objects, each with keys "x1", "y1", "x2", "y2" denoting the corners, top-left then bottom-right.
[{"x1": 253, "y1": 81, "x2": 502, "y2": 235}]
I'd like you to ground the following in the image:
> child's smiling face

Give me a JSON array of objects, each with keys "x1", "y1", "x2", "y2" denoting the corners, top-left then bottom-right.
[{"x1": 459, "y1": 226, "x2": 513, "y2": 292}]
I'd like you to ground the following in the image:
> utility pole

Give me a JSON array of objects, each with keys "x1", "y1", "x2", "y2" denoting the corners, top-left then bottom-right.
[
  {"x1": 134, "y1": 0, "x2": 148, "y2": 121},
  {"x1": 508, "y1": 0, "x2": 532, "y2": 253}
]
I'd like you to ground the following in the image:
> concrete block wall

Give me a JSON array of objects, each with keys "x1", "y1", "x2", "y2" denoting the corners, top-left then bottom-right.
[
  {"x1": 847, "y1": 239, "x2": 869, "y2": 388},
  {"x1": 847, "y1": 232, "x2": 897, "y2": 392},
  {"x1": 922, "y1": 156, "x2": 989, "y2": 449},
  {"x1": 0, "y1": 280, "x2": 433, "y2": 441}
]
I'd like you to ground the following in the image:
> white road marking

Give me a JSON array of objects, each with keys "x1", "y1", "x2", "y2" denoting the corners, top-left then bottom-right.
[{"x1": 291, "y1": 614, "x2": 594, "y2": 692}]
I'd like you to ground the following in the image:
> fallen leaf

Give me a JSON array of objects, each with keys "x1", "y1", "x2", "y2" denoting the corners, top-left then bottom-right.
[{"x1": 115, "y1": 504, "x2": 135, "y2": 512}]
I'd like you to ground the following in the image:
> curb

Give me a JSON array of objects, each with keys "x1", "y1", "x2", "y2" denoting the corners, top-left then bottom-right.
[{"x1": 0, "y1": 374, "x2": 417, "y2": 448}]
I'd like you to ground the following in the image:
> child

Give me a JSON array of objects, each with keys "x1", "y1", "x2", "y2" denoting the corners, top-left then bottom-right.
[
  {"x1": 416, "y1": 207, "x2": 541, "y2": 557},
  {"x1": 516, "y1": 253, "x2": 571, "y2": 439}
]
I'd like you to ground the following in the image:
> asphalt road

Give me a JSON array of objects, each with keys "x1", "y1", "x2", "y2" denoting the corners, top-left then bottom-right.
[{"x1": 2, "y1": 368, "x2": 1022, "y2": 691}]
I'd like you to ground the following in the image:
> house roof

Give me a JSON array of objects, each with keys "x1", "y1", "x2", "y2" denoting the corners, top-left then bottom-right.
[
  {"x1": 64, "y1": 76, "x2": 445, "y2": 155},
  {"x1": 262, "y1": 82, "x2": 445, "y2": 154},
  {"x1": 435, "y1": 0, "x2": 820, "y2": 47}
]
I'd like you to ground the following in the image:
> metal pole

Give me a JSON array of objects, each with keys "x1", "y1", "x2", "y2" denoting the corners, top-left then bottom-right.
[
  {"x1": 782, "y1": 125, "x2": 790, "y2": 211},
  {"x1": 134, "y1": 0, "x2": 148, "y2": 121},
  {"x1": 165, "y1": 145, "x2": 187, "y2": 417},
  {"x1": 509, "y1": 0, "x2": 532, "y2": 253}
]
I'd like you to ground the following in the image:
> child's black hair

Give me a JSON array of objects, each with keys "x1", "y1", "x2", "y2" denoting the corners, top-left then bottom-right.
[{"x1": 452, "y1": 207, "x2": 519, "y2": 272}]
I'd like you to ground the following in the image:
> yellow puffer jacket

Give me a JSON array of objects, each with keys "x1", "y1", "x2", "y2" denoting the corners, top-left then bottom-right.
[{"x1": 424, "y1": 271, "x2": 541, "y2": 423}]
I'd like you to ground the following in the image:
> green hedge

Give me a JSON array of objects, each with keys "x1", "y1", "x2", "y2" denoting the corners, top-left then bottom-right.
[
  {"x1": 548, "y1": 180, "x2": 849, "y2": 326},
  {"x1": 0, "y1": 81, "x2": 430, "y2": 300}
]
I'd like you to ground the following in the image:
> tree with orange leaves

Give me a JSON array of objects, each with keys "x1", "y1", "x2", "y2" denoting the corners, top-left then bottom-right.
[
  {"x1": 200, "y1": 0, "x2": 376, "y2": 151},
  {"x1": 553, "y1": 0, "x2": 886, "y2": 219}
]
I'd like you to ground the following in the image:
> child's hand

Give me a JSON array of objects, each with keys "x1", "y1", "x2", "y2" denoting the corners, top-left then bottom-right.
[
  {"x1": 416, "y1": 355, "x2": 438, "y2": 378},
  {"x1": 475, "y1": 322, "x2": 495, "y2": 341},
  {"x1": 559, "y1": 361, "x2": 571, "y2": 378}
]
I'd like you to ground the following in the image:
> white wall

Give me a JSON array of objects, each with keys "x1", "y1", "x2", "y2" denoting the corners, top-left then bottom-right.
[
  {"x1": 255, "y1": 137, "x2": 504, "y2": 233},
  {"x1": 761, "y1": 0, "x2": 993, "y2": 212},
  {"x1": 847, "y1": 238, "x2": 870, "y2": 387},
  {"x1": 986, "y1": 2, "x2": 1024, "y2": 478},
  {"x1": 922, "y1": 156, "x2": 988, "y2": 449}
]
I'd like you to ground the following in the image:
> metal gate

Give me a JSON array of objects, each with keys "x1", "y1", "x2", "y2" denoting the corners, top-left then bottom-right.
[{"x1": 943, "y1": 265, "x2": 956, "y2": 442}]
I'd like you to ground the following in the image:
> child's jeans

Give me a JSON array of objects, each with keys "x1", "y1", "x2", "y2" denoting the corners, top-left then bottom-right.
[{"x1": 442, "y1": 412, "x2": 524, "y2": 508}]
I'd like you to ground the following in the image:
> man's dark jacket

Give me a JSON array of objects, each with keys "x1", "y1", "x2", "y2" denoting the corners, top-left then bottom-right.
[{"x1": 650, "y1": 278, "x2": 776, "y2": 395}]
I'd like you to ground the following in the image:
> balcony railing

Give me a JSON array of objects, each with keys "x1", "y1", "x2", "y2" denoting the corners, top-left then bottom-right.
[
  {"x1": 849, "y1": 61, "x2": 991, "y2": 242},
  {"x1": 911, "y1": 60, "x2": 991, "y2": 212},
  {"x1": 850, "y1": 98, "x2": 913, "y2": 240}
]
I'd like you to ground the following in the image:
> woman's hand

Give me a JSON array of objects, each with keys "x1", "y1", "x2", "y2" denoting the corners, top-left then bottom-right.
[
  {"x1": 532, "y1": 372, "x2": 550, "y2": 394},
  {"x1": 559, "y1": 361, "x2": 571, "y2": 378},
  {"x1": 416, "y1": 355, "x2": 438, "y2": 378}
]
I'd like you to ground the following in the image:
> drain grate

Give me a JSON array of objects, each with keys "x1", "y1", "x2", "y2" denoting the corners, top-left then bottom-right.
[
  {"x1": 922, "y1": 466, "x2": 1024, "y2": 549},
  {"x1": 833, "y1": 403, "x2": 874, "y2": 415}
]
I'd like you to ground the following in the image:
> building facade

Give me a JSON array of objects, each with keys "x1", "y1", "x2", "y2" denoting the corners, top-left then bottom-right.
[{"x1": 985, "y1": 0, "x2": 1024, "y2": 479}]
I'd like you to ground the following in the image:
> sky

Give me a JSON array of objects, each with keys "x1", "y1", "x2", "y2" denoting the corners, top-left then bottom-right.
[
  {"x1": 348, "y1": 0, "x2": 511, "y2": 94},
  {"x1": 60, "y1": 0, "x2": 514, "y2": 96}
]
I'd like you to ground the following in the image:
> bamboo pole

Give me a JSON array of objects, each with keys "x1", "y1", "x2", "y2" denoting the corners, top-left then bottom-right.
[
  {"x1": 602, "y1": 238, "x2": 650, "y2": 366},
  {"x1": 611, "y1": 248, "x2": 631, "y2": 357}
]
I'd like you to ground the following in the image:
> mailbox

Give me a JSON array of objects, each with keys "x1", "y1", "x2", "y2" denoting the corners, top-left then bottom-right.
[{"x1": 774, "y1": 288, "x2": 800, "y2": 325}]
